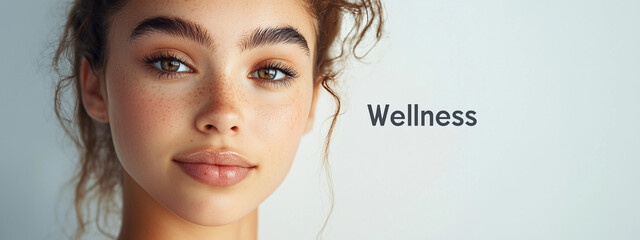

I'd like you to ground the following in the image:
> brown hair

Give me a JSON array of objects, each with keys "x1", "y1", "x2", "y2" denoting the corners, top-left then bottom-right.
[{"x1": 53, "y1": 0, "x2": 384, "y2": 239}]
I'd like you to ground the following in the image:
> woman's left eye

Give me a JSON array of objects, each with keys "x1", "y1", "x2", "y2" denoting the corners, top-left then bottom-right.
[
  {"x1": 152, "y1": 59, "x2": 192, "y2": 72},
  {"x1": 249, "y1": 68, "x2": 289, "y2": 80}
]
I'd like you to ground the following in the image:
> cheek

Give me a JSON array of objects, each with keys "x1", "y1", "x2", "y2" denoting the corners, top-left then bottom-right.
[
  {"x1": 250, "y1": 87, "x2": 311, "y2": 166},
  {"x1": 105, "y1": 66, "x2": 188, "y2": 172},
  {"x1": 255, "y1": 101, "x2": 307, "y2": 140},
  {"x1": 113, "y1": 87, "x2": 176, "y2": 135}
]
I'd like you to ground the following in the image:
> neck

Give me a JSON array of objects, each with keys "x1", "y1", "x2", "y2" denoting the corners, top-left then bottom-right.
[{"x1": 117, "y1": 173, "x2": 258, "y2": 240}]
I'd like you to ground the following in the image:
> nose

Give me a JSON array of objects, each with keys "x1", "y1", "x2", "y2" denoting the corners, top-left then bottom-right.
[
  {"x1": 194, "y1": 79, "x2": 242, "y2": 135},
  {"x1": 196, "y1": 110, "x2": 239, "y2": 134}
]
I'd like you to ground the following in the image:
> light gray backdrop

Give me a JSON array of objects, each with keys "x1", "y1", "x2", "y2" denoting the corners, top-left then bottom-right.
[{"x1": 1, "y1": 0, "x2": 639, "y2": 239}]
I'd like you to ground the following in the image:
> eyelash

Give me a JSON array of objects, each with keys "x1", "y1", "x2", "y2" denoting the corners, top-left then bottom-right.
[
  {"x1": 143, "y1": 52, "x2": 192, "y2": 79},
  {"x1": 252, "y1": 61, "x2": 299, "y2": 88},
  {"x1": 142, "y1": 53, "x2": 300, "y2": 89}
]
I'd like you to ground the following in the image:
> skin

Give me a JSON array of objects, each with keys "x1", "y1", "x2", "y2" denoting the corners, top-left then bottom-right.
[{"x1": 80, "y1": 0, "x2": 320, "y2": 239}]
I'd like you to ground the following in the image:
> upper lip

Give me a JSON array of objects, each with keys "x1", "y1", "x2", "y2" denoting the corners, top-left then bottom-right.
[{"x1": 173, "y1": 149, "x2": 256, "y2": 168}]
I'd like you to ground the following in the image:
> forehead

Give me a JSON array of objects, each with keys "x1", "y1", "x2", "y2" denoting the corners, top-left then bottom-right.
[{"x1": 109, "y1": 0, "x2": 317, "y2": 48}]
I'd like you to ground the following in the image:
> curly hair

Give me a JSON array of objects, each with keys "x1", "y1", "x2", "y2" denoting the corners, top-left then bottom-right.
[{"x1": 53, "y1": 0, "x2": 384, "y2": 239}]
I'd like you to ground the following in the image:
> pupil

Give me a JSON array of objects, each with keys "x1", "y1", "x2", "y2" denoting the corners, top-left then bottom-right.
[
  {"x1": 162, "y1": 60, "x2": 180, "y2": 71},
  {"x1": 259, "y1": 69, "x2": 276, "y2": 79}
]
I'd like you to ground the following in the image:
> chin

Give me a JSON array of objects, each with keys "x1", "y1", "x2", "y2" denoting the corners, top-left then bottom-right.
[{"x1": 162, "y1": 192, "x2": 258, "y2": 227}]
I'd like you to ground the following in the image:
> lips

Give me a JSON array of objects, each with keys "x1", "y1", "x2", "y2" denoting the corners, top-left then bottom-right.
[{"x1": 173, "y1": 149, "x2": 256, "y2": 187}]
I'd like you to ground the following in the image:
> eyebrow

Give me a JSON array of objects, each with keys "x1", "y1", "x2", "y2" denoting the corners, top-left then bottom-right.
[
  {"x1": 129, "y1": 16, "x2": 214, "y2": 50},
  {"x1": 241, "y1": 26, "x2": 310, "y2": 55},
  {"x1": 129, "y1": 16, "x2": 310, "y2": 55}
]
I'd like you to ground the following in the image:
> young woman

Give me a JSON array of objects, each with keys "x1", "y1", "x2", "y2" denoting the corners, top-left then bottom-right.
[{"x1": 53, "y1": 0, "x2": 383, "y2": 239}]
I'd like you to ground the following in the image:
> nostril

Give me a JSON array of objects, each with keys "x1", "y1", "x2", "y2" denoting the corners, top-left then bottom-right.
[{"x1": 203, "y1": 124, "x2": 237, "y2": 132}]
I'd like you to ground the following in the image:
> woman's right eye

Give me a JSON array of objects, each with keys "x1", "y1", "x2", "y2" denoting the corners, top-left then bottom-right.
[
  {"x1": 143, "y1": 53, "x2": 194, "y2": 77},
  {"x1": 152, "y1": 59, "x2": 192, "y2": 73}
]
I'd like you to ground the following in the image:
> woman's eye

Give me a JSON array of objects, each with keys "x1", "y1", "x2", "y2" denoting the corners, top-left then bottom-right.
[
  {"x1": 153, "y1": 59, "x2": 192, "y2": 72},
  {"x1": 250, "y1": 68, "x2": 289, "y2": 80}
]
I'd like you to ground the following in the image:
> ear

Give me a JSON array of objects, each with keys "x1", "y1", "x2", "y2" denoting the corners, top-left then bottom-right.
[
  {"x1": 304, "y1": 78, "x2": 322, "y2": 134},
  {"x1": 80, "y1": 58, "x2": 109, "y2": 123}
]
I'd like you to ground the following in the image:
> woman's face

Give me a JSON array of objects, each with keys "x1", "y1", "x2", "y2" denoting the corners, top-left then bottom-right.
[{"x1": 98, "y1": 0, "x2": 318, "y2": 225}]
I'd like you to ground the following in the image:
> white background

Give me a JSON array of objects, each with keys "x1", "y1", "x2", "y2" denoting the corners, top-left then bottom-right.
[{"x1": 1, "y1": 0, "x2": 639, "y2": 239}]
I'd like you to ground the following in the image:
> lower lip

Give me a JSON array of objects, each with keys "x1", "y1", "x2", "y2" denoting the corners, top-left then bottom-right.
[{"x1": 175, "y1": 162, "x2": 253, "y2": 187}]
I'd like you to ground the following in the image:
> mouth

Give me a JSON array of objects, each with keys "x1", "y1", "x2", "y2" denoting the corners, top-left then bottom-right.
[{"x1": 173, "y1": 150, "x2": 256, "y2": 187}]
